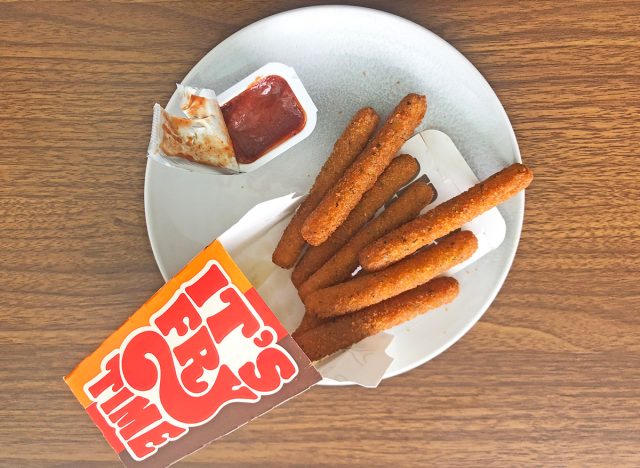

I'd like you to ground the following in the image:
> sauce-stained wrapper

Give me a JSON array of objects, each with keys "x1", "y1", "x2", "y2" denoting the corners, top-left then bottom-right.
[
  {"x1": 149, "y1": 85, "x2": 239, "y2": 174},
  {"x1": 65, "y1": 240, "x2": 321, "y2": 467}
]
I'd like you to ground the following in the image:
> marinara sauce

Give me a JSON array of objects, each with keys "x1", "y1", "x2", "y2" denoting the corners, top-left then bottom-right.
[{"x1": 221, "y1": 75, "x2": 307, "y2": 164}]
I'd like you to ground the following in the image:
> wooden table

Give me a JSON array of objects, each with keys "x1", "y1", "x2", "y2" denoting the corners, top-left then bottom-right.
[{"x1": 2, "y1": 1, "x2": 639, "y2": 466}]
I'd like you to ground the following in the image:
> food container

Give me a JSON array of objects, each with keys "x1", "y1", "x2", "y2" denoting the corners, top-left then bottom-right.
[
  {"x1": 65, "y1": 240, "x2": 320, "y2": 467},
  {"x1": 218, "y1": 62, "x2": 318, "y2": 173},
  {"x1": 148, "y1": 63, "x2": 317, "y2": 174}
]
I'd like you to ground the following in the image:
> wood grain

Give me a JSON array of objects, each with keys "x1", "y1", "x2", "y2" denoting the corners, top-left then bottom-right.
[{"x1": 1, "y1": 0, "x2": 639, "y2": 466}]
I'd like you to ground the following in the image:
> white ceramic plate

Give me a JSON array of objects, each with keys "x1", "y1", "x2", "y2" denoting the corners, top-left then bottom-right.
[{"x1": 144, "y1": 6, "x2": 523, "y2": 385}]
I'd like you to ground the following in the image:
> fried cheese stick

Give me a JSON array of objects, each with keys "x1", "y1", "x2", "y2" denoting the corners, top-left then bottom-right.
[
  {"x1": 360, "y1": 163, "x2": 533, "y2": 271},
  {"x1": 301, "y1": 94, "x2": 427, "y2": 246},
  {"x1": 306, "y1": 230, "x2": 477, "y2": 318},
  {"x1": 272, "y1": 107, "x2": 379, "y2": 268},
  {"x1": 298, "y1": 180, "x2": 433, "y2": 299},
  {"x1": 291, "y1": 311, "x2": 325, "y2": 340},
  {"x1": 293, "y1": 258, "x2": 378, "y2": 338},
  {"x1": 295, "y1": 277, "x2": 459, "y2": 361},
  {"x1": 291, "y1": 154, "x2": 420, "y2": 287}
]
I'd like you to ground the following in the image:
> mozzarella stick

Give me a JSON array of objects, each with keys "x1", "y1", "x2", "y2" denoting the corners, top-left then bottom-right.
[
  {"x1": 305, "y1": 230, "x2": 477, "y2": 318},
  {"x1": 301, "y1": 94, "x2": 427, "y2": 246},
  {"x1": 295, "y1": 277, "x2": 459, "y2": 362},
  {"x1": 293, "y1": 264, "x2": 371, "y2": 338},
  {"x1": 291, "y1": 311, "x2": 325, "y2": 340},
  {"x1": 298, "y1": 180, "x2": 433, "y2": 298},
  {"x1": 360, "y1": 163, "x2": 533, "y2": 271},
  {"x1": 291, "y1": 154, "x2": 420, "y2": 287},
  {"x1": 272, "y1": 107, "x2": 379, "y2": 268}
]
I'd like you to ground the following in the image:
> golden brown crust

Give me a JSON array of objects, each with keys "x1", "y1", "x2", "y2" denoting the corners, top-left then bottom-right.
[
  {"x1": 291, "y1": 154, "x2": 420, "y2": 287},
  {"x1": 360, "y1": 163, "x2": 533, "y2": 271},
  {"x1": 295, "y1": 277, "x2": 459, "y2": 362},
  {"x1": 272, "y1": 107, "x2": 379, "y2": 269},
  {"x1": 291, "y1": 311, "x2": 326, "y2": 340},
  {"x1": 298, "y1": 180, "x2": 433, "y2": 299},
  {"x1": 301, "y1": 94, "x2": 427, "y2": 246},
  {"x1": 305, "y1": 230, "x2": 477, "y2": 318}
]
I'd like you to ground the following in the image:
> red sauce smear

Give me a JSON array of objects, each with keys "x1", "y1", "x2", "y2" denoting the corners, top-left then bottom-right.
[{"x1": 221, "y1": 75, "x2": 306, "y2": 164}]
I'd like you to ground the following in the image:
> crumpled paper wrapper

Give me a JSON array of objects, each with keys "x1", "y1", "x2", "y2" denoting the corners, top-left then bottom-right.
[{"x1": 218, "y1": 129, "x2": 506, "y2": 387}]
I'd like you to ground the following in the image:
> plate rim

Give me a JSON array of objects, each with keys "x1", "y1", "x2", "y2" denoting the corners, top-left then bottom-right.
[{"x1": 144, "y1": 4, "x2": 524, "y2": 385}]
